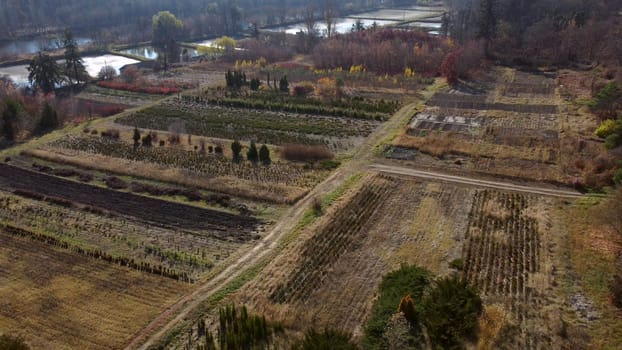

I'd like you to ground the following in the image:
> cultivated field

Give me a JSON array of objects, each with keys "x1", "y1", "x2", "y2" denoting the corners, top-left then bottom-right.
[
  {"x1": 462, "y1": 189, "x2": 561, "y2": 349},
  {"x1": 385, "y1": 68, "x2": 601, "y2": 185},
  {"x1": 230, "y1": 174, "x2": 475, "y2": 338},
  {"x1": 175, "y1": 172, "x2": 567, "y2": 349},
  {"x1": 0, "y1": 229, "x2": 190, "y2": 349},
  {"x1": 116, "y1": 97, "x2": 381, "y2": 151}
]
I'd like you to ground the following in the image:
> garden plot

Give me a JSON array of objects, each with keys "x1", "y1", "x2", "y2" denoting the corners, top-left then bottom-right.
[
  {"x1": 427, "y1": 92, "x2": 558, "y2": 114},
  {"x1": 32, "y1": 134, "x2": 328, "y2": 204},
  {"x1": 462, "y1": 189, "x2": 560, "y2": 349},
  {"x1": 389, "y1": 69, "x2": 564, "y2": 182},
  {"x1": 233, "y1": 174, "x2": 474, "y2": 337},
  {"x1": 408, "y1": 112, "x2": 483, "y2": 134},
  {"x1": 116, "y1": 97, "x2": 380, "y2": 151},
  {"x1": 0, "y1": 230, "x2": 190, "y2": 350},
  {"x1": 0, "y1": 190, "x2": 244, "y2": 281},
  {"x1": 0, "y1": 163, "x2": 260, "y2": 240}
]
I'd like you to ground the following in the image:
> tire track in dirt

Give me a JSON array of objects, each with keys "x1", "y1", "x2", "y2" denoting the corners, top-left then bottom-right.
[{"x1": 369, "y1": 164, "x2": 582, "y2": 198}]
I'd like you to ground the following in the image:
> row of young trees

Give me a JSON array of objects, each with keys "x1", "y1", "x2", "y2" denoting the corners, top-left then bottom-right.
[
  {"x1": 231, "y1": 140, "x2": 271, "y2": 165},
  {"x1": 225, "y1": 70, "x2": 288, "y2": 92}
]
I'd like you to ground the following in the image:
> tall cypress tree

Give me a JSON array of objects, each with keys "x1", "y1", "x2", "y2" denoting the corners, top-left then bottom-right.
[
  {"x1": 247, "y1": 141, "x2": 258, "y2": 164},
  {"x1": 477, "y1": 0, "x2": 497, "y2": 57},
  {"x1": 63, "y1": 29, "x2": 86, "y2": 84}
]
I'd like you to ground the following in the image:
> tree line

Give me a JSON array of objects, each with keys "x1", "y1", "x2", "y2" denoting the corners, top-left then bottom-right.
[
  {"x1": 0, "y1": 0, "x2": 382, "y2": 43},
  {"x1": 445, "y1": 0, "x2": 622, "y2": 67}
]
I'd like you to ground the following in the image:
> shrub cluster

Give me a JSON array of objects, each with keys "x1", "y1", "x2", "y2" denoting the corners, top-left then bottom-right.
[
  {"x1": 97, "y1": 81, "x2": 183, "y2": 95},
  {"x1": 280, "y1": 144, "x2": 334, "y2": 162}
]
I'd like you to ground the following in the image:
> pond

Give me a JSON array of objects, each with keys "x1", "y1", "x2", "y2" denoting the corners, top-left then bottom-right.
[
  {"x1": 348, "y1": 8, "x2": 444, "y2": 21},
  {"x1": 265, "y1": 18, "x2": 400, "y2": 36},
  {"x1": 120, "y1": 45, "x2": 200, "y2": 60},
  {"x1": 0, "y1": 37, "x2": 92, "y2": 57},
  {"x1": 0, "y1": 54, "x2": 139, "y2": 85}
]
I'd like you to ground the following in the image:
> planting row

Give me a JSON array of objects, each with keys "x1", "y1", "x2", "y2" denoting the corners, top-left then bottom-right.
[
  {"x1": 462, "y1": 190, "x2": 540, "y2": 299},
  {"x1": 0, "y1": 163, "x2": 260, "y2": 240},
  {"x1": 116, "y1": 98, "x2": 379, "y2": 147},
  {"x1": 269, "y1": 174, "x2": 398, "y2": 304},
  {"x1": 0, "y1": 192, "x2": 238, "y2": 280},
  {"x1": 183, "y1": 92, "x2": 399, "y2": 121},
  {"x1": 47, "y1": 135, "x2": 324, "y2": 188},
  {"x1": 1, "y1": 223, "x2": 194, "y2": 282}
]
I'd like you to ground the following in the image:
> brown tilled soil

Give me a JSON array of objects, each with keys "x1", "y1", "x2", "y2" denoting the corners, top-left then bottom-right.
[{"x1": 0, "y1": 163, "x2": 260, "y2": 240}]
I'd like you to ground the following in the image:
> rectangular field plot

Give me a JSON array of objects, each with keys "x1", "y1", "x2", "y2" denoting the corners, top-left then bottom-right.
[
  {"x1": 0, "y1": 231, "x2": 189, "y2": 350},
  {"x1": 390, "y1": 69, "x2": 564, "y2": 182},
  {"x1": 0, "y1": 164, "x2": 260, "y2": 239},
  {"x1": 0, "y1": 190, "x2": 244, "y2": 281},
  {"x1": 34, "y1": 135, "x2": 327, "y2": 204},
  {"x1": 427, "y1": 93, "x2": 558, "y2": 114},
  {"x1": 116, "y1": 98, "x2": 380, "y2": 151},
  {"x1": 234, "y1": 175, "x2": 475, "y2": 335},
  {"x1": 408, "y1": 113, "x2": 482, "y2": 133},
  {"x1": 504, "y1": 71, "x2": 556, "y2": 95},
  {"x1": 462, "y1": 189, "x2": 557, "y2": 349}
]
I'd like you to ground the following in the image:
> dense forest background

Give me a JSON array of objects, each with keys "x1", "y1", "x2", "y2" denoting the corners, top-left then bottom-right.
[
  {"x1": 446, "y1": 0, "x2": 622, "y2": 67},
  {"x1": 0, "y1": 0, "x2": 394, "y2": 41}
]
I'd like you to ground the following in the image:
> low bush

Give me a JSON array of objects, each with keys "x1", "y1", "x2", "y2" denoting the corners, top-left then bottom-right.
[
  {"x1": 101, "y1": 129, "x2": 120, "y2": 139},
  {"x1": 281, "y1": 144, "x2": 334, "y2": 162},
  {"x1": 104, "y1": 176, "x2": 128, "y2": 190},
  {"x1": 97, "y1": 80, "x2": 184, "y2": 95}
]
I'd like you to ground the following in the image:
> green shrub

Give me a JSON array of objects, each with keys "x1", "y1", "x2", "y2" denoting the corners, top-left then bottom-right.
[
  {"x1": 364, "y1": 265, "x2": 431, "y2": 349},
  {"x1": 595, "y1": 119, "x2": 617, "y2": 138},
  {"x1": 421, "y1": 277, "x2": 483, "y2": 349},
  {"x1": 589, "y1": 81, "x2": 621, "y2": 118},
  {"x1": 449, "y1": 258, "x2": 464, "y2": 271},
  {"x1": 319, "y1": 159, "x2": 341, "y2": 170},
  {"x1": 614, "y1": 168, "x2": 622, "y2": 186}
]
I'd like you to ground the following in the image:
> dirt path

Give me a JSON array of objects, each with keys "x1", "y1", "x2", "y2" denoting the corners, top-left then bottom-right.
[{"x1": 369, "y1": 164, "x2": 582, "y2": 198}]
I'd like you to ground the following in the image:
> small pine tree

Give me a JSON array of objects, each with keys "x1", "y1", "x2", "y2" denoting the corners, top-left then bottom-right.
[
  {"x1": 259, "y1": 144, "x2": 271, "y2": 165},
  {"x1": 231, "y1": 140, "x2": 242, "y2": 162},
  {"x1": 38, "y1": 103, "x2": 59, "y2": 132},
  {"x1": 247, "y1": 141, "x2": 258, "y2": 164},
  {"x1": 2, "y1": 99, "x2": 21, "y2": 141},
  {"x1": 279, "y1": 75, "x2": 289, "y2": 92},
  {"x1": 142, "y1": 133, "x2": 152, "y2": 147},
  {"x1": 132, "y1": 127, "x2": 141, "y2": 145}
]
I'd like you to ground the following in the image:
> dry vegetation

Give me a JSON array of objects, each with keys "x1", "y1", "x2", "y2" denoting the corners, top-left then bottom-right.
[
  {"x1": 387, "y1": 68, "x2": 601, "y2": 185},
  {"x1": 0, "y1": 229, "x2": 190, "y2": 350},
  {"x1": 230, "y1": 174, "x2": 475, "y2": 339},
  {"x1": 170, "y1": 172, "x2": 588, "y2": 350}
]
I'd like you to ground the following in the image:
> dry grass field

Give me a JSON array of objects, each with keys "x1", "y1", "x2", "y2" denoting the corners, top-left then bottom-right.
[{"x1": 0, "y1": 229, "x2": 190, "y2": 350}]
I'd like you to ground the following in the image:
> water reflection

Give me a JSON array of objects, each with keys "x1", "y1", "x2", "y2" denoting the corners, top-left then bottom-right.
[{"x1": 0, "y1": 54, "x2": 139, "y2": 85}]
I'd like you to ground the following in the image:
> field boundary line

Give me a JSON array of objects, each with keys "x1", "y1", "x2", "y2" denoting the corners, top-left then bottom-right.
[{"x1": 369, "y1": 164, "x2": 583, "y2": 198}]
